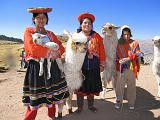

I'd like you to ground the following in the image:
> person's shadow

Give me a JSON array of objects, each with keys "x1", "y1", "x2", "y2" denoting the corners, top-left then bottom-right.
[{"x1": 60, "y1": 87, "x2": 160, "y2": 120}]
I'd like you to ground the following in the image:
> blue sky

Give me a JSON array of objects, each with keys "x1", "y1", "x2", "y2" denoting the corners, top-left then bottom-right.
[{"x1": 0, "y1": 0, "x2": 160, "y2": 40}]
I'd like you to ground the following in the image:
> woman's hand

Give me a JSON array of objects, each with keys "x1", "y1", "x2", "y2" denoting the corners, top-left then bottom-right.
[
  {"x1": 50, "y1": 50, "x2": 60, "y2": 59},
  {"x1": 100, "y1": 65, "x2": 105, "y2": 72},
  {"x1": 88, "y1": 53, "x2": 93, "y2": 59},
  {"x1": 119, "y1": 57, "x2": 130, "y2": 64}
]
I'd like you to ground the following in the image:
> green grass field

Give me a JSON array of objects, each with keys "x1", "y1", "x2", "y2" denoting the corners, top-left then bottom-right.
[
  {"x1": 0, "y1": 40, "x2": 23, "y2": 70},
  {"x1": 0, "y1": 38, "x2": 67, "y2": 72}
]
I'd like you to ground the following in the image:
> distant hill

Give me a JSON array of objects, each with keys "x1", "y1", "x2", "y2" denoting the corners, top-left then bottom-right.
[
  {"x1": 57, "y1": 35, "x2": 69, "y2": 42},
  {"x1": 139, "y1": 40, "x2": 154, "y2": 64},
  {"x1": 0, "y1": 34, "x2": 69, "y2": 44},
  {"x1": 0, "y1": 35, "x2": 23, "y2": 43}
]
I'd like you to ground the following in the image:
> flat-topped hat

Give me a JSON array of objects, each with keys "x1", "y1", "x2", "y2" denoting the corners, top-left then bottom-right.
[
  {"x1": 78, "y1": 12, "x2": 95, "y2": 23},
  {"x1": 27, "y1": 7, "x2": 52, "y2": 13}
]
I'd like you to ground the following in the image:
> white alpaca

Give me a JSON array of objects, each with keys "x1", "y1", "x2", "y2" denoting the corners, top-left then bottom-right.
[
  {"x1": 57, "y1": 30, "x2": 88, "y2": 116},
  {"x1": 152, "y1": 36, "x2": 160, "y2": 97},
  {"x1": 101, "y1": 23, "x2": 119, "y2": 99},
  {"x1": 32, "y1": 33, "x2": 63, "y2": 79},
  {"x1": 64, "y1": 30, "x2": 88, "y2": 91}
]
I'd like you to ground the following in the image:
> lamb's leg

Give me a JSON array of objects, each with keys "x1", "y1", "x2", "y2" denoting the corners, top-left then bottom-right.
[
  {"x1": 39, "y1": 58, "x2": 44, "y2": 76},
  {"x1": 47, "y1": 58, "x2": 51, "y2": 79}
]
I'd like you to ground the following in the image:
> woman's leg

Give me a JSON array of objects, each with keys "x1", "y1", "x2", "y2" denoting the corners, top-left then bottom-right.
[
  {"x1": 127, "y1": 70, "x2": 136, "y2": 109},
  {"x1": 75, "y1": 95, "x2": 84, "y2": 113},
  {"x1": 87, "y1": 95, "x2": 97, "y2": 113},
  {"x1": 115, "y1": 71, "x2": 126, "y2": 109},
  {"x1": 48, "y1": 104, "x2": 56, "y2": 119},
  {"x1": 24, "y1": 106, "x2": 37, "y2": 120}
]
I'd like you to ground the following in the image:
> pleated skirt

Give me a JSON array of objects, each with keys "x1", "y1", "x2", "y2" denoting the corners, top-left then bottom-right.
[
  {"x1": 76, "y1": 68, "x2": 103, "y2": 96},
  {"x1": 22, "y1": 59, "x2": 69, "y2": 109}
]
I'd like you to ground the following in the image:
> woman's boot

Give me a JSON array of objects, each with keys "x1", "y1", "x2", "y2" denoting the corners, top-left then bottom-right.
[
  {"x1": 87, "y1": 95, "x2": 97, "y2": 113},
  {"x1": 75, "y1": 95, "x2": 84, "y2": 114}
]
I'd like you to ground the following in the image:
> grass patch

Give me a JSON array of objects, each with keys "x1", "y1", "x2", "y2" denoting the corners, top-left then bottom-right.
[{"x1": 0, "y1": 40, "x2": 23, "y2": 69}]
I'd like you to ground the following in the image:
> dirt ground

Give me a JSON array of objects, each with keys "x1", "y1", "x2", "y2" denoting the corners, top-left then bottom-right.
[{"x1": 0, "y1": 64, "x2": 160, "y2": 120}]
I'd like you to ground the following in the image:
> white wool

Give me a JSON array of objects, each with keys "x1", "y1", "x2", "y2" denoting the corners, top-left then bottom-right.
[
  {"x1": 100, "y1": 23, "x2": 119, "y2": 99},
  {"x1": 64, "y1": 32, "x2": 87, "y2": 91},
  {"x1": 44, "y1": 42, "x2": 59, "y2": 50},
  {"x1": 32, "y1": 33, "x2": 62, "y2": 79},
  {"x1": 153, "y1": 36, "x2": 160, "y2": 41},
  {"x1": 152, "y1": 36, "x2": 160, "y2": 63},
  {"x1": 32, "y1": 33, "x2": 59, "y2": 50},
  {"x1": 101, "y1": 23, "x2": 119, "y2": 84},
  {"x1": 152, "y1": 35, "x2": 160, "y2": 97},
  {"x1": 72, "y1": 32, "x2": 88, "y2": 43}
]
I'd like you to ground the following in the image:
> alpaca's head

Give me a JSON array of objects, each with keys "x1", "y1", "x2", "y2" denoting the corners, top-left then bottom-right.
[
  {"x1": 102, "y1": 23, "x2": 119, "y2": 37},
  {"x1": 152, "y1": 36, "x2": 160, "y2": 47},
  {"x1": 71, "y1": 41, "x2": 87, "y2": 53},
  {"x1": 71, "y1": 33, "x2": 88, "y2": 53},
  {"x1": 64, "y1": 30, "x2": 88, "y2": 53}
]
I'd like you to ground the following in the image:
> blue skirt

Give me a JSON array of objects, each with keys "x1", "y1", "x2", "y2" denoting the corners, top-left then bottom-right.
[{"x1": 76, "y1": 68, "x2": 102, "y2": 96}]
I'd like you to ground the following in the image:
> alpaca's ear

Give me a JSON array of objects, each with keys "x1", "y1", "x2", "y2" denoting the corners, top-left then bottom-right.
[
  {"x1": 63, "y1": 29, "x2": 72, "y2": 38},
  {"x1": 152, "y1": 36, "x2": 160, "y2": 41},
  {"x1": 115, "y1": 26, "x2": 120, "y2": 30},
  {"x1": 101, "y1": 26, "x2": 106, "y2": 34}
]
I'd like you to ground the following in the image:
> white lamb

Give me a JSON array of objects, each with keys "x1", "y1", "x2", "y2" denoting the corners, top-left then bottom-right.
[
  {"x1": 152, "y1": 36, "x2": 160, "y2": 97},
  {"x1": 101, "y1": 23, "x2": 119, "y2": 99},
  {"x1": 32, "y1": 33, "x2": 63, "y2": 79},
  {"x1": 57, "y1": 30, "x2": 88, "y2": 117}
]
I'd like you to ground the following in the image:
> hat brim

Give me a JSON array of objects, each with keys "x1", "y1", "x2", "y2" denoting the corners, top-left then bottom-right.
[
  {"x1": 27, "y1": 8, "x2": 52, "y2": 13},
  {"x1": 78, "y1": 13, "x2": 95, "y2": 23}
]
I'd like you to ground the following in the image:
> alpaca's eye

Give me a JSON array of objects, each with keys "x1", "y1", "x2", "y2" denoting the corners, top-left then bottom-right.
[
  {"x1": 75, "y1": 42, "x2": 81, "y2": 46},
  {"x1": 109, "y1": 27, "x2": 112, "y2": 30}
]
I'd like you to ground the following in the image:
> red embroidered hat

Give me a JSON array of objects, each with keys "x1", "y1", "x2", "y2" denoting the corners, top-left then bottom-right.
[
  {"x1": 78, "y1": 13, "x2": 95, "y2": 23},
  {"x1": 27, "y1": 7, "x2": 52, "y2": 13}
]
